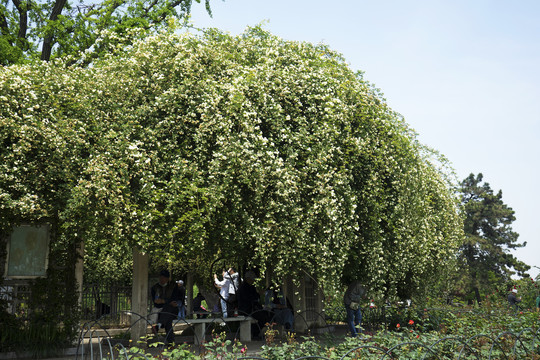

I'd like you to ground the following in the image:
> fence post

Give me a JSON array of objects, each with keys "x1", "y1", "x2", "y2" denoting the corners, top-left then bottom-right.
[{"x1": 132, "y1": 248, "x2": 149, "y2": 341}]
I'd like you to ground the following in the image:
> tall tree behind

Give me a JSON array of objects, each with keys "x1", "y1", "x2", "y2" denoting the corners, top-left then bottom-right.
[
  {"x1": 0, "y1": 0, "x2": 213, "y2": 65},
  {"x1": 459, "y1": 173, "x2": 529, "y2": 303}
]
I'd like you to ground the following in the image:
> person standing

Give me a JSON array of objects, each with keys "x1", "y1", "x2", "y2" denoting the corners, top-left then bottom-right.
[
  {"x1": 214, "y1": 269, "x2": 231, "y2": 318},
  {"x1": 535, "y1": 293, "x2": 539, "y2": 312},
  {"x1": 226, "y1": 268, "x2": 240, "y2": 316},
  {"x1": 343, "y1": 280, "x2": 366, "y2": 337},
  {"x1": 237, "y1": 270, "x2": 272, "y2": 339},
  {"x1": 507, "y1": 288, "x2": 522, "y2": 312},
  {"x1": 176, "y1": 280, "x2": 186, "y2": 320},
  {"x1": 150, "y1": 270, "x2": 180, "y2": 344}
]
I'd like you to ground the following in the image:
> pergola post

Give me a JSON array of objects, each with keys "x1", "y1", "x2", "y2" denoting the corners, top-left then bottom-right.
[
  {"x1": 292, "y1": 277, "x2": 307, "y2": 333},
  {"x1": 75, "y1": 241, "x2": 84, "y2": 306},
  {"x1": 186, "y1": 272, "x2": 194, "y2": 316},
  {"x1": 131, "y1": 248, "x2": 149, "y2": 341}
]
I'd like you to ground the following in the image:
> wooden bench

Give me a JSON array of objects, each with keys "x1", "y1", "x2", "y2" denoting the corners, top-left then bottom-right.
[{"x1": 172, "y1": 316, "x2": 256, "y2": 345}]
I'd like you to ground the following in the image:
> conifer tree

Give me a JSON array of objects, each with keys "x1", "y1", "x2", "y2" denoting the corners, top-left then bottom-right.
[{"x1": 459, "y1": 173, "x2": 529, "y2": 303}]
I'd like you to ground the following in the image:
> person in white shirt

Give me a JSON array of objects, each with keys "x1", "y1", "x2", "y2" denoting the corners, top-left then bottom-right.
[
  {"x1": 214, "y1": 269, "x2": 231, "y2": 318},
  {"x1": 225, "y1": 267, "x2": 240, "y2": 316}
]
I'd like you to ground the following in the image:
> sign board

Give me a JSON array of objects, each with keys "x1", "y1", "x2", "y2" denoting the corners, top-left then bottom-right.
[{"x1": 4, "y1": 224, "x2": 50, "y2": 278}]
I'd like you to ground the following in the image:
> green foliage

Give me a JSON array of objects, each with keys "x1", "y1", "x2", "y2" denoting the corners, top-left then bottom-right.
[
  {"x1": 115, "y1": 341, "x2": 198, "y2": 360},
  {"x1": 0, "y1": 35, "x2": 24, "y2": 65},
  {"x1": 506, "y1": 277, "x2": 540, "y2": 311},
  {"x1": 0, "y1": 320, "x2": 66, "y2": 356},
  {"x1": 456, "y1": 173, "x2": 530, "y2": 303},
  {"x1": 1, "y1": 26, "x2": 462, "y2": 300},
  {"x1": 200, "y1": 331, "x2": 246, "y2": 359},
  {"x1": 312, "y1": 305, "x2": 540, "y2": 359},
  {"x1": 261, "y1": 326, "x2": 324, "y2": 360},
  {"x1": 0, "y1": 228, "x2": 80, "y2": 354},
  {"x1": 0, "y1": 0, "x2": 213, "y2": 64},
  {"x1": 108, "y1": 303, "x2": 540, "y2": 359}
]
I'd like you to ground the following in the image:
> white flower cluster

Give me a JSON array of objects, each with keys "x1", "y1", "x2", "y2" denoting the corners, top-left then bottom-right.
[{"x1": 0, "y1": 26, "x2": 462, "y2": 296}]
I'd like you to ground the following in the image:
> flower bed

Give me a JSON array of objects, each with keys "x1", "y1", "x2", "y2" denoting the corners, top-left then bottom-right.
[{"x1": 103, "y1": 306, "x2": 540, "y2": 359}]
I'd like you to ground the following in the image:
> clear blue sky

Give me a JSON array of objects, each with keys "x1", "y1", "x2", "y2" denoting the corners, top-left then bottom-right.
[{"x1": 188, "y1": 0, "x2": 540, "y2": 279}]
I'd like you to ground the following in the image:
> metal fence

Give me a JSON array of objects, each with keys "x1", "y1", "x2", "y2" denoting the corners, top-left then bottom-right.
[
  {"x1": 81, "y1": 283, "x2": 132, "y2": 326},
  {"x1": 0, "y1": 280, "x2": 32, "y2": 318},
  {"x1": 0, "y1": 281, "x2": 132, "y2": 324}
]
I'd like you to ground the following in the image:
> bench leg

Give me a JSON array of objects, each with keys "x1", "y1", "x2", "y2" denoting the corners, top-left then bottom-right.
[
  {"x1": 194, "y1": 323, "x2": 206, "y2": 345},
  {"x1": 239, "y1": 321, "x2": 252, "y2": 343}
]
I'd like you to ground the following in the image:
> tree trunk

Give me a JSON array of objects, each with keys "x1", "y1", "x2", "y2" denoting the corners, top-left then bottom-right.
[
  {"x1": 40, "y1": 0, "x2": 67, "y2": 61},
  {"x1": 470, "y1": 265, "x2": 482, "y2": 304},
  {"x1": 11, "y1": 0, "x2": 28, "y2": 43},
  {"x1": 473, "y1": 286, "x2": 481, "y2": 305}
]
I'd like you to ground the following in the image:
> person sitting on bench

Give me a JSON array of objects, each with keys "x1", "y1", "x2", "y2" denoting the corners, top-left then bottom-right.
[
  {"x1": 150, "y1": 269, "x2": 181, "y2": 344},
  {"x1": 237, "y1": 270, "x2": 272, "y2": 339}
]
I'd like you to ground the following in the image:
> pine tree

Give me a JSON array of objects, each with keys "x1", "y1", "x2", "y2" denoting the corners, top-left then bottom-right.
[{"x1": 459, "y1": 173, "x2": 529, "y2": 303}]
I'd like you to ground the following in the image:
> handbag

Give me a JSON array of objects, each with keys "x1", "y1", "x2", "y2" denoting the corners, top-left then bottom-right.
[{"x1": 349, "y1": 301, "x2": 359, "y2": 310}]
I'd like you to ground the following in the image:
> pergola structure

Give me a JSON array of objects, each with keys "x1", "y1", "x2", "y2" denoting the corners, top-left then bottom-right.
[
  {"x1": 3, "y1": 229, "x2": 326, "y2": 342},
  {"x1": 127, "y1": 249, "x2": 326, "y2": 340}
]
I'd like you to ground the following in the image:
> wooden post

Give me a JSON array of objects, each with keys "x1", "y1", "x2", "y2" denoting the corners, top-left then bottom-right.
[
  {"x1": 316, "y1": 282, "x2": 325, "y2": 327},
  {"x1": 298, "y1": 277, "x2": 307, "y2": 332},
  {"x1": 186, "y1": 272, "x2": 194, "y2": 316},
  {"x1": 75, "y1": 241, "x2": 84, "y2": 306},
  {"x1": 131, "y1": 248, "x2": 149, "y2": 341},
  {"x1": 288, "y1": 276, "x2": 307, "y2": 333}
]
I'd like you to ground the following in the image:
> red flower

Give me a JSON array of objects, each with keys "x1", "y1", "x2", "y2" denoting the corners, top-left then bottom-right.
[
  {"x1": 241, "y1": 347, "x2": 247, "y2": 354},
  {"x1": 408, "y1": 320, "x2": 414, "y2": 325},
  {"x1": 396, "y1": 323, "x2": 400, "y2": 328}
]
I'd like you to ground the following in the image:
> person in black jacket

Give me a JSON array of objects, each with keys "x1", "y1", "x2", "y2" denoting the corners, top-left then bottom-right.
[
  {"x1": 193, "y1": 292, "x2": 208, "y2": 318},
  {"x1": 237, "y1": 270, "x2": 272, "y2": 339},
  {"x1": 343, "y1": 280, "x2": 366, "y2": 337},
  {"x1": 150, "y1": 270, "x2": 180, "y2": 344},
  {"x1": 507, "y1": 288, "x2": 521, "y2": 312}
]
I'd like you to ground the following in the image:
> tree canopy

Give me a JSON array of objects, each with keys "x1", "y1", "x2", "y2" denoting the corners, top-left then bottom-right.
[
  {"x1": 0, "y1": 0, "x2": 212, "y2": 65},
  {"x1": 457, "y1": 173, "x2": 529, "y2": 303},
  {"x1": 0, "y1": 26, "x2": 463, "y2": 299}
]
